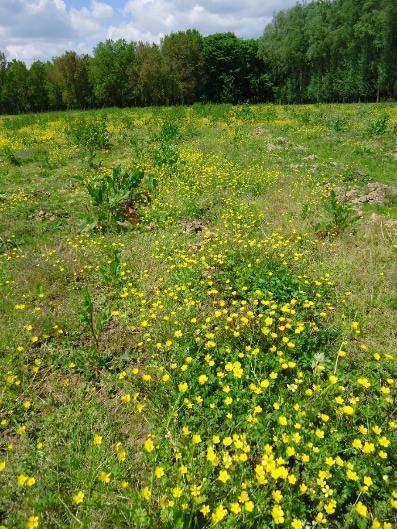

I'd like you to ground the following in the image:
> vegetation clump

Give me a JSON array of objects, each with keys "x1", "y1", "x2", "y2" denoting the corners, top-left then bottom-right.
[
  {"x1": 314, "y1": 190, "x2": 361, "y2": 236},
  {"x1": 85, "y1": 165, "x2": 145, "y2": 230}
]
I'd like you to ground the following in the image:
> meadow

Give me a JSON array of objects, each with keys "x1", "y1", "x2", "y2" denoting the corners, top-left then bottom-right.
[{"x1": 0, "y1": 103, "x2": 396, "y2": 529}]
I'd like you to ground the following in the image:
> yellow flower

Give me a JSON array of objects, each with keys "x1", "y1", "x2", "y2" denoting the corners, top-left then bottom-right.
[
  {"x1": 200, "y1": 504, "x2": 210, "y2": 516},
  {"x1": 178, "y1": 382, "x2": 188, "y2": 393},
  {"x1": 329, "y1": 375, "x2": 338, "y2": 384},
  {"x1": 239, "y1": 491, "x2": 250, "y2": 503},
  {"x1": 192, "y1": 434, "x2": 202, "y2": 444},
  {"x1": 212, "y1": 505, "x2": 227, "y2": 523},
  {"x1": 363, "y1": 476, "x2": 373, "y2": 487},
  {"x1": 272, "y1": 504, "x2": 285, "y2": 524},
  {"x1": 98, "y1": 471, "x2": 111, "y2": 484},
  {"x1": 93, "y1": 434, "x2": 102, "y2": 445},
  {"x1": 198, "y1": 374, "x2": 208, "y2": 385},
  {"x1": 218, "y1": 469, "x2": 230, "y2": 483},
  {"x1": 352, "y1": 439, "x2": 362, "y2": 449},
  {"x1": 272, "y1": 490, "x2": 283, "y2": 503},
  {"x1": 355, "y1": 501, "x2": 367, "y2": 518},
  {"x1": 18, "y1": 474, "x2": 28, "y2": 486},
  {"x1": 0, "y1": 461, "x2": 6, "y2": 472},
  {"x1": 116, "y1": 442, "x2": 126, "y2": 461},
  {"x1": 346, "y1": 469, "x2": 359, "y2": 481},
  {"x1": 26, "y1": 516, "x2": 39, "y2": 529},
  {"x1": 17, "y1": 474, "x2": 35, "y2": 487},
  {"x1": 72, "y1": 491, "x2": 84, "y2": 505},
  {"x1": 245, "y1": 500, "x2": 254, "y2": 512},
  {"x1": 362, "y1": 442, "x2": 375, "y2": 454},
  {"x1": 154, "y1": 466, "x2": 164, "y2": 479},
  {"x1": 378, "y1": 436, "x2": 390, "y2": 448},
  {"x1": 316, "y1": 512, "x2": 327, "y2": 524},
  {"x1": 230, "y1": 502, "x2": 241, "y2": 514},
  {"x1": 324, "y1": 499, "x2": 336, "y2": 514},
  {"x1": 17, "y1": 425, "x2": 26, "y2": 435},
  {"x1": 357, "y1": 377, "x2": 371, "y2": 388},
  {"x1": 291, "y1": 520, "x2": 303, "y2": 529},
  {"x1": 141, "y1": 486, "x2": 151, "y2": 500},
  {"x1": 143, "y1": 437, "x2": 155, "y2": 452},
  {"x1": 278, "y1": 416, "x2": 288, "y2": 426},
  {"x1": 172, "y1": 486, "x2": 183, "y2": 498}
]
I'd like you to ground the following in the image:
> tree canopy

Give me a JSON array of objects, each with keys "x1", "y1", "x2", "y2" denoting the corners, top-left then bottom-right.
[{"x1": 0, "y1": 0, "x2": 396, "y2": 114}]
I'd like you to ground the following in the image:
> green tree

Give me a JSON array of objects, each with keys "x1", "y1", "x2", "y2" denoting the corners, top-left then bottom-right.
[
  {"x1": 50, "y1": 51, "x2": 93, "y2": 109},
  {"x1": 259, "y1": 0, "x2": 397, "y2": 103},
  {"x1": 134, "y1": 43, "x2": 165, "y2": 106},
  {"x1": 28, "y1": 61, "x2": 50, "y2": 112},
  {"x1": 161, "y1": 29, "x2": 205, "y2": 104},
  {"x1": 89, "y1": 39, "x2": 136, "y2": 107},
  {"x1": 1, "y1": 59, "x2": 30, "y2": 114},
  {"x1": 203, "y1": 33, "x2": 267, "y2": 103}
]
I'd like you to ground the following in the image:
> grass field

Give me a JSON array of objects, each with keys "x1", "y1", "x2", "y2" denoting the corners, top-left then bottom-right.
[{"x1": 0, "y1": 103, "x2": 396, "y2": 529}]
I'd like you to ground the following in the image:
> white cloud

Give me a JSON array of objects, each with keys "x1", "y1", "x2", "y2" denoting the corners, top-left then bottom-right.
[
  {"x1": 91, "y1": 0, "x2": 113, "y2": 19},
  {"x1": 107, "y1": 23, "x2": 161, "y2": 44},
  {"x1": 0, "y1": 0, "x2": 297, "y2": 64}
]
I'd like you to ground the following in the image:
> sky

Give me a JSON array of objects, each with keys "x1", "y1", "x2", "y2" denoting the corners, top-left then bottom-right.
[{"x1": 0, "y1": 0, "x2": 297, "y2": 65}]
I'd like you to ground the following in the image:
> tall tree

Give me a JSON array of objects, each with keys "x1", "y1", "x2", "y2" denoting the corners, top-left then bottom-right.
[
  {"x1": 1, "y1": 60, "x2": 30, "y2": 114},
  {"x1": 161, "y1": 29, "x2": 205, "y2": 104},
  {"x1": 259, "y1": 0, "x2": 397, "y2": 103},
  {"x1": 89, "y1": 39, "x2": 136, "y2": 107},
  {"x1": 28, "y1": 61, "x2": 50, "y2": 112},
  {"x1": 134, "y1": 43, "x2": 165, "y2": 106},
  {"x1": 203, "y1": 33, "x2": 267, "y2": 103},
  {"x1": 50, "y1": 51, "x2": 93, "y2": 109}
]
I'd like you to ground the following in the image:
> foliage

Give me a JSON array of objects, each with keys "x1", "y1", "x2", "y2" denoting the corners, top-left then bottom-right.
[
  {"x1": 89, "y1": 39, "x2": 136, "y2": 107},
  {"x1": 328, "y1": 116, "x2": 350, "y2": 133},
  {"x1": 67, "y1": 118, "x2": 111, "y2": 152},
  {"x1": 79, "y1": 288, "x2": 110, "y2": 349},
  {"x1": 85, "y1": 165, "x2": 145, "y2": 229},
  {"x1": 367, "y1": 115, "x2": 390, "y2": 136},
  {"x1": 152, "y1": 121, "x2": 181, "y2": 168},
  {"x1": 2, "y1": 1, "x2": 396, "y2": 114},
  {"x1": 258, "y1": 0, "x2": 397, "y2": 103},
  {"x1": 314, "y1": 190, "x2": 361, "y2": 236},
  {"x1": 161, "y1": 29, "x2": 205, "y2": 104},
  {"x1": 203, "y1": 33, "x2": 268, "y2": 103}
]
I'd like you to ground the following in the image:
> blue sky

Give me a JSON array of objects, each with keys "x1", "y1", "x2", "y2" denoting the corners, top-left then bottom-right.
[{"x1": 0, "y1": 0, "x2": 297, "y2": 64}]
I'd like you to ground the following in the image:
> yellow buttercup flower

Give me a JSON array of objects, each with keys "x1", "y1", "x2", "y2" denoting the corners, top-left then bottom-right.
[
  {"x1": 356, "y1": 501, "x2": 368, "y2": 518},
  {"x1": 72, "y1": 491, "x2": 84, "y2": 505}
]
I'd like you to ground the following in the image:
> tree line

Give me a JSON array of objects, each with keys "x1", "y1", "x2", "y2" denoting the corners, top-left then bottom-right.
[{"x1": 0, "y1": 0, "x2": 396, "y2": 114}]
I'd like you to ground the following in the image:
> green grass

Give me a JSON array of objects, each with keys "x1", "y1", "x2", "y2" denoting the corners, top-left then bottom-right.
[{"x1": 0, "y1": 103, "x2": 396, "y2": 529}]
